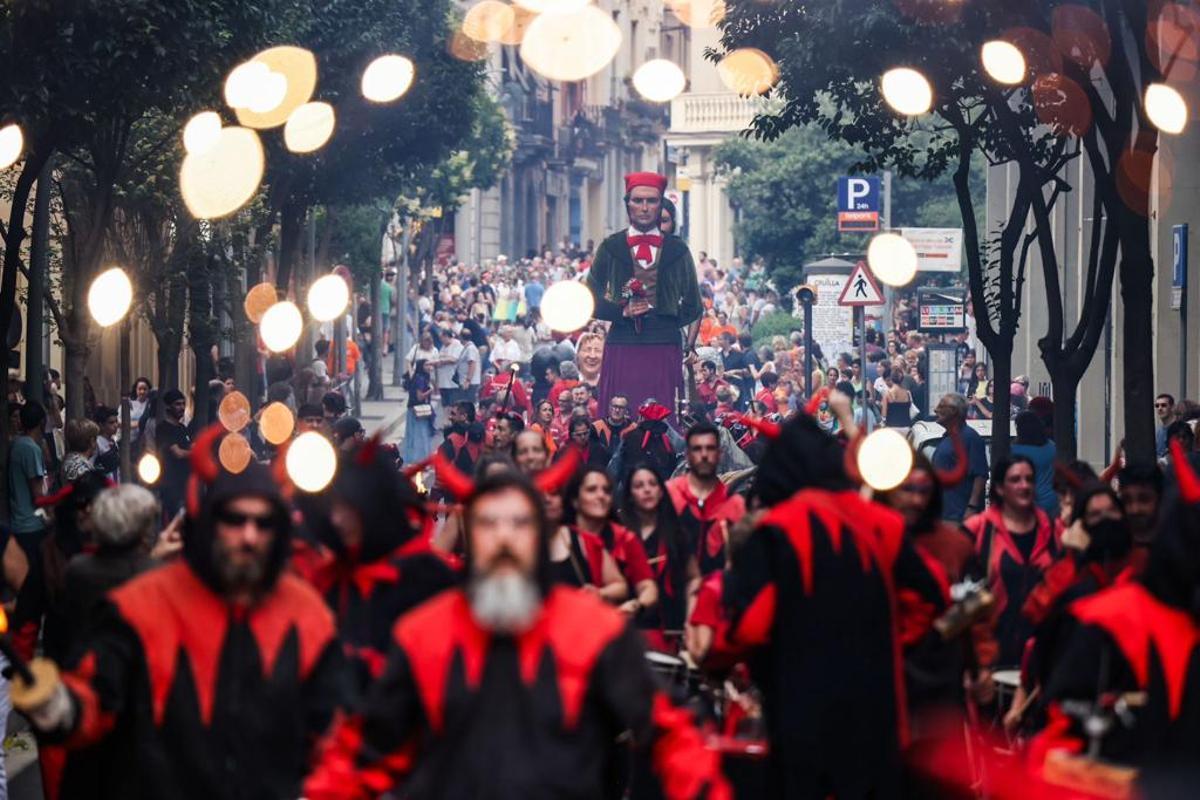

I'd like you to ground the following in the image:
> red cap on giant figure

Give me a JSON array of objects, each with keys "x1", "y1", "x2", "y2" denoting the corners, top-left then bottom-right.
[{"x1": 624, "y1": 172, "x2": 668, "y2": 194}]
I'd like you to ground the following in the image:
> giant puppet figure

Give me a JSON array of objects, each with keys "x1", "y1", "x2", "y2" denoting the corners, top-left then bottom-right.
[{"x1": 587, "y1": 172, "x2": 703, "y2": 416}]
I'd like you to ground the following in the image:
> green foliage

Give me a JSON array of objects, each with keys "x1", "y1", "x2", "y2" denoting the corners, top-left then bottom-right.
[
  {"x1": 715, "y1": 125, "x2": 984, "y2": 293},
  {"x1": 322, "y1": 203, "x2": 390, "y2": 287},
  {"x1": 750, "y1": 311, "x2": 802, "y2": 347}
]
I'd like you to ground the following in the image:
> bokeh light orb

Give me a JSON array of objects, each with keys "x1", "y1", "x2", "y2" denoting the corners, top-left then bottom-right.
[
  {"x1": 224, "y1": 61, "x2": 272, "y2": 110},
  {"x1": 362, "y1": 55, "x2": 416, "y2": 103},
  {"x1": 180, "y1": 126, "x2": 265, "y2": 220},
  {"x1": 0, "y1": 124, "x2": 24, "y2": 169},
  {"x1": 716, "y1": 48, "x2": 779, "y2": 96},
  {"x1": 307, "y1": 274, "x2": 351, "y2": 322},
  {"x1": 498, "y1": 5, "x2": 538, "y2": 45},
  {"x1": 867, "y1": 233, "x2": 918, "y2": 287},
  {"x1": 287, "y1": 431, "x2": 338, "y2": 492},
  {"x1": 236, "y1": 46, "x2": 318, "y2": 130},
  {"x1": 259, "y1": 301, "x2": 304, "y2": 353},
  {"x1": 632, "y1": 59, "x2": 687, "y2": 103},
  {"x1": 463, "y1": 0, "x2": 516, "y2": 43},
  {"x1": 881, "y1": 67, "x2": 933, "y2": 115},
  {"x1": 981, "y1": 40, "x2": 1027, "y2": 85},
  {"x1": 513, "y1": 0, "x2": 590, "y2": 13},
  {"x1": 541, "y1": 280, "x2": 595, "y2": 332},
  {"x1": 665, "y1": 0, "x2": 726, "y2": 28},
  {"x1": 1145, "y1": 83, "x2": 1188, "y2": 134},
  {"x1": 243, "y1": 281, "x2": 278, "y2": 324},
  {"x1": 520, "y1": 6, "x2": 622, "y2": 82},
  {"x1": 87, "y1": 267, "x2": 134, "y2": 328},
  {"x1": 857, "y1": 429, "x2": 914, "y2": 492},
  {"x1": 284, "y1": 102, "x2": 335, "y2": 153},
  {"x1": 218, "y1": 390, "x2": 251, "y2": 433},
  {"x1": 183, "y1": 111, "x2": 222, "y2": 156},
  {"x1": 260, "y1": 402, "x2": 296, "y2": 445},
  {"x1": 218, "y1": 432, "x2": 253, "y2": 474},
  {"x1": 137, "y1": 453, "x2": 161, "y2": 485}
]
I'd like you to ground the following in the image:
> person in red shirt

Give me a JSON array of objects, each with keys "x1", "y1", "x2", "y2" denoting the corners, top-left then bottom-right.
[
  {"x1": 755, "y1": 372, "x2": 780, "y2": 414},
  {"x1": 695, "y1": 360, "x2": 732, "y2": 412},
  {"x1": 566, "y1": 467, "x2": 657, "y2": 620},
  {"x1": 479, "y1": 366, "x2": 532, "y2": 420},
  {"x1": 666, "y1": 422, "x2": 746, "y2": 575}
]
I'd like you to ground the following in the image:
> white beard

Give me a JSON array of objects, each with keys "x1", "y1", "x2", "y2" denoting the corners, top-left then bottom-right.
[{"x1": 468, "y1": 570, "x2": 541, "y2": 634}]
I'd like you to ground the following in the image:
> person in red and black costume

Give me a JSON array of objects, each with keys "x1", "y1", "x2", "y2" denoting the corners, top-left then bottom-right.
[
  {"x1": 723, "y1": 413, "x2": 935, "y2": 799},
  {"x1": 293, "y1": 440, "x2": 458, "y2": 693},
  {"x1": 303, "y1": 471, "x2": 731, "y2": 800},
  {"x1": 1029, "y1": 444, "x2": 1200, "y2": 796},
  {"x1": 667, "y1": 422, "x2": 746, "y2": 576},
  {"x1": 566, "y1": 466, "x2": 658, "y2": 623},
  {"x1": 11, "y1": 426, "x2": 347, "y2": 800}
]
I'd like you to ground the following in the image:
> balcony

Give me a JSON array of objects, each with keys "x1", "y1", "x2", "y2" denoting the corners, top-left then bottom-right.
[{"x1": 669, "y1": 92, "x2": 764, "y2": 134}]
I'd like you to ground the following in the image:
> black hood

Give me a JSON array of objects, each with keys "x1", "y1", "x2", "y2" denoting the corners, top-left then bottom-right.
[
  {"x1": 324, "y1": 443, "x2": 427, "y2": 563},
  {"x1": 752, "y1": 413, "x2": 852, "y2": 507},
  {"x1": 1142, "y1": 451, "x2": 1200, "y2": 615}
]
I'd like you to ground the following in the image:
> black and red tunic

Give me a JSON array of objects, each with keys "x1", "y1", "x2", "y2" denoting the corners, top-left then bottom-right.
[
  {"x1": 666, "y1": 476, "x2": 746, "y2": 575},
  {"x1": 1032, "y1": 581, "x2": 1200, "y2": 793},
  {"x1": 724, "y1": 488, "x2": 934, "y2": 798},
  {"x1": 294, "y1": 535, "x2": 459, "y2": 689},
  {"x1": 303, "y1": 586, "x2": 730, "y2": 799},
  {"x1": 547, "y1": 527, "x2": 608, "y2": 589},
  {"x1": 52, "y1": 560, "x2": 345, "y2": 800}
]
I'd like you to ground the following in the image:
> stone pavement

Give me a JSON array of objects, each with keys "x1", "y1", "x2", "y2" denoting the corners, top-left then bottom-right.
[{"x1": 357, "y1": 356, "x2": 408, "y2": 444}]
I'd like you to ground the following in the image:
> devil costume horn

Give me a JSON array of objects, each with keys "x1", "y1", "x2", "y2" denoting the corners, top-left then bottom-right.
[
  {"x1": 731, "y1": 413, "x2": 781, "y2": 441},
  {"x1": 933, "y1": 425, "x2": 968, "y2": 488},
  {"x1": 1171, "y1": 439, "x2": 1200, "y2": 504},
  {"x1": 534, "y1": 446, "x2": 582, "y2": 495}
]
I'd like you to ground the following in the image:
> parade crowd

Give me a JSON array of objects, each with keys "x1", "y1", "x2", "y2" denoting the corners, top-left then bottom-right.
[{"x1": 0, "y1": 171, "x2": 1197, "y2": 799}]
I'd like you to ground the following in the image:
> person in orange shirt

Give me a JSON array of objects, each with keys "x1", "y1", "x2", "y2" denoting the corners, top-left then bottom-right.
[{"x1": 325, "y1": 338, "x2": 361, "y2": 378}]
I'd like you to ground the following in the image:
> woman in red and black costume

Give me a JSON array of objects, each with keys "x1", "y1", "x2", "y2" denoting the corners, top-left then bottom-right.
[
  {"x1": 620, "y1": 464, "x2": 700, "y2": 651},
  {"x1": 963, "y1": 455, "x2": 1062, "y2": 669},
  {"x1": 1029, "y1": 444, "x2": 1200, "y2": 796},
  {"x1": 566, "y1": 466, "x2": 657, "y2": 620},
  {"x1": 723, "y1": 411, "x2": 938, "y2": 799},
  {"x1": 292, "y1": 438, "x2": 458, "y2": 693},
  {"x1": 304, "y1": 471, "x2": 731, "y2": 800},
  {"x1": 543, "y1": 487, "x2": 627, "y2": 602}
]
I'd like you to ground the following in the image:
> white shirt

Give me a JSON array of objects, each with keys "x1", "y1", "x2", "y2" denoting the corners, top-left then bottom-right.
[
  {"x1": 627, "y1": 226, "x2": 660, "y2": 267},
  {"x1": 435, "y1": 339, "x2": 464, "y2": 390},
  {"x1": 491, "y1": 338, "x2": 521, "y2": 366}
]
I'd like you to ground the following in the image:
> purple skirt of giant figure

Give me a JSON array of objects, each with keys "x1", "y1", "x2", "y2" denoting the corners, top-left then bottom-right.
[{"x1": 597, "y1": 341, "x2": 684, "y2": 420}]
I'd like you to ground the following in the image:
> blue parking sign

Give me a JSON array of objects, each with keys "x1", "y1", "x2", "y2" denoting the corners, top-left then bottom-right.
[{"x1": 838, "y1": 176, "x2": 880, "y2": 213}]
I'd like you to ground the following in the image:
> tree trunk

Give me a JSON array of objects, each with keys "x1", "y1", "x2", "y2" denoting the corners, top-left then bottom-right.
[
  {"x1": 366, "y1": 263, "x2": 384, "y2": 401},
  {"x1": 275, "y1": 200, "x2": 307, "y2": 293},
  {"x1": 63, "y1": 339, "x2": 90, "y2": 422},
  {"x1": 156, "y1": 342, "x2": 180, "y2": 398},
  {"x1": 989, "y1": 347, "x2": 1013, "y2": 461},
  {"x1": 24, "y1": 160, "x2": 52, "y2": 401},
  {"x1": 1050, "y1": 371, "x2": 1081, "y2": 460},
  {"x1": 188, "y1": 255, "x2": 216, "y2": 431},
  {"x1": 1119, "y1": 232, "x2": 1156, "y2": 466}
]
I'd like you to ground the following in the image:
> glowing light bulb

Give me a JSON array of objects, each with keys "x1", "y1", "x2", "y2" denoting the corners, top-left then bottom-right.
[
  {"x1": 867, "y1": 233, "x2": 918, "y2": 287},
  {"x1": 137, "y1": 453, "x2": 162, "y2": 485},
  {"x1": 0, "y1": 124, "x2": 24, "y2": 169},
  {"x1": 540, "y1": 281, "x2": 595, "y2": 333},
  {"x1": 284, "y1": 102, "x2": 335, "y2": 153},
  {"x1": 981, "y1": 40, "x2": 1026, "y2": 85},
  {"x1": 259, "y1": 301, "x2": 303, "y2": 353},
  {"x1": 87, "y1": 267, "x2": 133, "y2": 327},
  {"x1": 1145, "y1": 83, "x2": 1188, "y2": 134},
  {"x1": 881, "y1": 67, "x2": 933, "y2": 115},
  {"x1": 362, "y1": 55, "x2": 415, "y2": 103},
  {"x1": 307, "y1": 274, "x2": 351, "y2": 322},
  {"x1": 286, "y1": 431, "x2": 338, "y2": 492},
  {"x1": 857, "y1": 429, "x2": 914, "y2": 492},
  {"x1": 632, "y1": 59, "x2": 687, "y2": 103}
]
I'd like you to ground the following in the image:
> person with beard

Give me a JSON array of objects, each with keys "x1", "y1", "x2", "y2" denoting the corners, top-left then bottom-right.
[
  {"x1": 608, "y1": 399, "x2": 683, "y2": 485},
  {"x1": 722, "y1": 412, "x2": 937, "y2": 799},
  {"x1": 11, "y1": 426, "x2": 346, "y2": 800},
  {"x1": 303, "y1": 472, "x2": 729, "y2": 799},
  {"x1": 1029, "y1": 444, "x2": 1200, "y2": 796},
  {"x1": 667, "y1": 422, "x2": 746, "y2": 576},
  {"x1": 559, "y1": 417, "x2": 610, "y2": 469},
  {"x1": 592, "y1": 393, "x2": 636, "y2": 452},
  {"x1": 1006, "y1": 482, "x2": 1137, "y2": 736},
  {"x1": 294, "y1": 441, "x2": 459, "y2": 693},
  {"x1": 586, "y1": 172, "x2": 703, "y2": 415},
  {"x1": 1118, "y1": 462, "x2": 1163, "y2": 559},
  {"x1": 156, "y1": 388, "x2": 192, "y2": 518},
  {"x1": 620, "y1": 465, "x2": 699, "y2": 652},
  {"x1": 566, "y1": 467, "x2": 657, "y2": 620}
]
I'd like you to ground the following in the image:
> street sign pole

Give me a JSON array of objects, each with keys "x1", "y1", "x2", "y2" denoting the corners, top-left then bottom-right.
[
  {"x1": 1175, "y1": 224, "x2": 1189, "y2": 396},
  {"x1": 859, "y1": 306, "x2": 870, "y2": 434}
]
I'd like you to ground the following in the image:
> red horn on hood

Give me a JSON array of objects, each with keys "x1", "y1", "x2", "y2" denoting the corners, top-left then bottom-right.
[
  {"x1": 534, "y1": 446, "x2": 582, "y2": 495},
  {"x1": 1171, "y1": 439, "x2": 1200, "y2": 504},
  {"x1": 35, "y1": 483, "x2": 75, "y2": 509},
  {"x1": 1099, "y1": 447, "x2": 1123, "y2": 485},
  {"x1": 1053, "y1": 461, "x2": 1085, "y2": 493},
  {"x1": 355, "y1": 432, "x2": 383, "y2": 466},
  {"x1": 731, "y1": 412, "x2": 781, "y2": 440},
  {"x1": 427, "y1": 450, "x2": 476, "y2": 501},
  {"x1": 190, "y1": 423, "x2": 225, "y2": 484},
  {"x1": 933, "y1": 425, "x2": 968, "y2": 488},
  {"x1": 804, "y1": 386, "x2": 830, "y2": 417}
]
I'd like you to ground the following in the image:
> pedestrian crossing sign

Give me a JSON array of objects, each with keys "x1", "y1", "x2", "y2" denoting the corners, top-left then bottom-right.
[{"x1": 837, "y1": 261, "x2": 885, "y2": 306}]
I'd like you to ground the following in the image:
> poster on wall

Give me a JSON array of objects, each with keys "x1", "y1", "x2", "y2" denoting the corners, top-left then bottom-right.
[
  {"x1": 917, "y1": 288, "x2": 967, "y2": 332},
  {"x1": 901, "y1": 228, "x2": 963, "y2": 272},
  {"x1": 800, "y1": 273, "x2": 854, "y2": 361}
]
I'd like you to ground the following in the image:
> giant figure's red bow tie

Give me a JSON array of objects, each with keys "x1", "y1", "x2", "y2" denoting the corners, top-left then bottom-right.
[{"x1": 628, "y1": 233, "x2": 662, "y2": 263}]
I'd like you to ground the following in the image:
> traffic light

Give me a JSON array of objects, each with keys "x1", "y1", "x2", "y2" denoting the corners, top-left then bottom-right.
[{"x1": 796, "y1": 284, "x2": 817, "y2": 304}]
